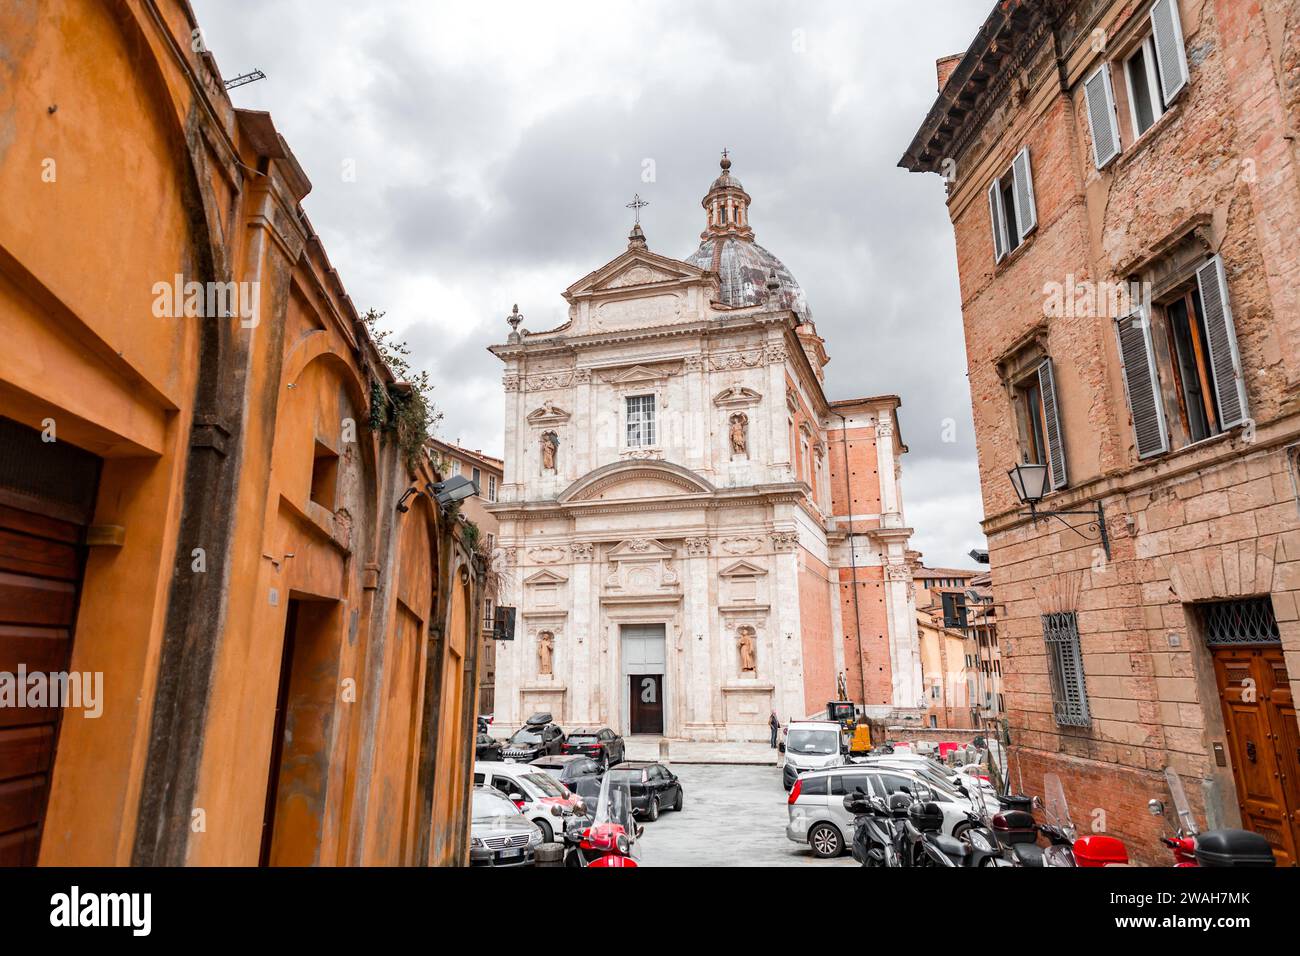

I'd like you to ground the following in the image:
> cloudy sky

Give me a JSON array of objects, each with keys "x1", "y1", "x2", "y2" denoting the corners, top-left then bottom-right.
[{"x1": 192, "y1": 0, "x2": 991, "y2": 569}]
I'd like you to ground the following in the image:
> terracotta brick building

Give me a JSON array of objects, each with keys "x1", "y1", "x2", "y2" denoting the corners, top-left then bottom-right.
[{"x1": 902, "y1": 0, "x2": 1300, "y2": 863}]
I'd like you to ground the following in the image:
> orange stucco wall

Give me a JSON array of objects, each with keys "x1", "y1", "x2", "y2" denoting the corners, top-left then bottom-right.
[{"x1": 1, "y1": 0, "x2": 480, "y2": 866}]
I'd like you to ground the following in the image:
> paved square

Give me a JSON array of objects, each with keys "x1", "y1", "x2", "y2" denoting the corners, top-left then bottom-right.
[{"x1": 635, "y1": 763, "x2": 858, "y2": 867}]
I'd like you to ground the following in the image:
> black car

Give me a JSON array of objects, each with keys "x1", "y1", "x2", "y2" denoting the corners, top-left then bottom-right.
[
  {"x1": 605, "y1": 761, "x2": 683, "y2": 821},
  {"x1": 501, "y1": 712, "x2": 565, "y2": 762},
  {"x1": 560, "y1": 726, "x2": 625, "y2": 769},
  {"x1": 530, "y1": 754, "x2": 602, "y2": 791},
  {"x1": 476, "y1": 732, "x2": 503, "y2": 762}
]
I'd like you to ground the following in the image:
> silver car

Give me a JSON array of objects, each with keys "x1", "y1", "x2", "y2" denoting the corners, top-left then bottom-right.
[
  {"x1": 469, "y1": 786, "x2": 542, "y2": 867},
  {"x1": 785, "y1": 764, "x2": 976, "y2": 858}
]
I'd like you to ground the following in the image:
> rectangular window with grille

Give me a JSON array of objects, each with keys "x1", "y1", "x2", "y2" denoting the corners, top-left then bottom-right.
[
  {"x1": 626, "y1": 394, "x2": 656, "y2": 447},
  {"x1": 1042, "y1": 611, "x2": 1090, "y2": 727},
  {"x1": 1197, "y1": 597, "x2": 1280, "y2": 646}
]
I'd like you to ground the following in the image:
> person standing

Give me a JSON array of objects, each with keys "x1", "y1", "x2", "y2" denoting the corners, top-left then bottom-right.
[{"x1": 768, "y1": 711, "x2": 780, "y2": 749}]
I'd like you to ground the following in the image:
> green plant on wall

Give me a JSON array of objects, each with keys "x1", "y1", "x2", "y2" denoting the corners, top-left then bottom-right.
[{"x1": 363, "y1": 308, "x2": 443, "y2": 473}]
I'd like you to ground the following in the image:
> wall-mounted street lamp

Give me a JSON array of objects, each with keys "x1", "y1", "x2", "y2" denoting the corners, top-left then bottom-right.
[
  {"x1": 1006, "y1": 461, "x2": 1110, "y2": 561},
  {"x1": 395, "y1": 486, "x2": 420, "y2": 513},
  {"x1": 426, "y1": 474, "x2": 479, "y2": 509}
]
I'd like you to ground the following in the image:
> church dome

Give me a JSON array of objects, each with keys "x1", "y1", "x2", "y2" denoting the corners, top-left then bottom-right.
[
  {"x1": 684, "y1": 236, "x2": 812, "y2": 324},
  {"x1": 685, "y1": 153, "x2": 813, "y2": 324}
]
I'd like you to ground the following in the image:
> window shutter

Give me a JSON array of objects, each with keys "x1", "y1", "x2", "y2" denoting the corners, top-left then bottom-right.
[
  {"x1": 1036, "y1": 358, "x2": 1068, "y2": 490},
  {"x1": 1149, "y1": 0, "x2": 1189, "y2": 104},
  {"x1": 1115, "y1": 306, "x2": 1169, "y2": 458},
  {"x1": 1011, "y1": 147, "x2": 1038, "y2": 237},
  {"x1": 987, "y1": 180, "x2": 1007, "y2": 263},
  {"x1": 1195, "y1": 255, "x2": 1249, "y2": 429},
  {"x1": 1083, "y1": 64, "x2": 1121, "y2": 169}
]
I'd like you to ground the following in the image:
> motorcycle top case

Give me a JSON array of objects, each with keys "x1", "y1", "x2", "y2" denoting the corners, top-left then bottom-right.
[
  {"x1": 992, "y1": 810, "x2": 1037, "y2": 844},
  {"x1": 1194, "y1": 829, "x2": 1275, "y2": 867},
  {"x1": 1071, "y1": 834, "x2": 1128, "y2": 867},
  {"x1": 908, "y1": 801, "x2": 944, "y2": 832}
]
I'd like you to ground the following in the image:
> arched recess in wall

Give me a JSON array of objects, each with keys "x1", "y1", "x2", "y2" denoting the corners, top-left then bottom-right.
[{"x1": 428, "y1": 559, "x2": 472, "y2": 866}]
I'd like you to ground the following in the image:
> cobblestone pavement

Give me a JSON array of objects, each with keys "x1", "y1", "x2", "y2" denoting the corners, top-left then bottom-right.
[{"x1": 635, "y1": 763, "x2": 858, "y2": 867}]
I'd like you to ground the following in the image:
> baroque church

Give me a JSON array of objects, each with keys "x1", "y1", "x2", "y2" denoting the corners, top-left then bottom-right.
[{"x1": 487, "y1": 155, "x2": 923, "y2": 741}]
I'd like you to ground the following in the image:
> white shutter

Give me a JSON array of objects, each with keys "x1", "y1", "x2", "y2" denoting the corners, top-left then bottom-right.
[
  {"x1": 1115, "y1": 306, "x2": 1169, "y2": 458},
  {"x1": 1083, "y1": 64, "x2": 1121, "y2": 169},
  {"x1": 1008, "y1": 150, "x2": 1040, "y2": 240},
  {"x1": 1012, "y1": 147, "x2": 1038, "y2": 238},
  {"x1": 988, "y1": 180, "x2": 1008, "y2": 263},
  {"x1": 1149, "y1": 0, "x2": 1189, "y2": 104},
  {"x1": 1036, "y1": 359, "x2": 1068, "y2": 490},
  {"x1": 1195, "y1": 255, "x2": 1249, "y2": 429}
]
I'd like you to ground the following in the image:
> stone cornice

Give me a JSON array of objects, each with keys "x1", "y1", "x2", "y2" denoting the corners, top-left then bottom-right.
[{"x1": 486, "y1": 481, "x2": 807, "y2": 521}]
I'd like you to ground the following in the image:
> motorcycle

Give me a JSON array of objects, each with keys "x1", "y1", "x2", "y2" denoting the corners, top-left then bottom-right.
[
  {"x1": 1148, "y1": 767, "x2": 1275, "y2": 867},
  {"x1": 950, "y1": 779, "x2": 1015, "y2": 867},
  {"x1": 563, "y1": 772, "x2": 642, "y2": 868},
  {"x1": 893, "y1": 785, "x2": 965, "y2": 867}
]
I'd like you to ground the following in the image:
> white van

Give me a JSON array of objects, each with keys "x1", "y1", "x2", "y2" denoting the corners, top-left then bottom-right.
[{"x1": 779, "y1": 720, "x2": 846, "y2": 790}]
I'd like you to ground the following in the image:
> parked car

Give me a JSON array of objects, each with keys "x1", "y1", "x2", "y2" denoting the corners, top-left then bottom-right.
[
  {"x1": 560, "y1": 726, "x2": 626, "y2": 769},
  {"x1": 469, "y1": 786, "x2": 541, "y2": 867},
  {"x1": 476, "y1": 732, "x2": 503, "y2": 762},
  {"x1": 475, "y1": 760, "x2": 582, "y2": 843},
  {"x1": 786, "y1": 763, "x2": 977, "y2": 858},
  {"x1": 779, "y1": 720, "x2": 846, "y2": 790},
  {"x1": 605, "y1": 761, "x2": 683, "y2": 821},
  {"x1": 531, "y1": 753, "x2": 603, "y2": 792},
  {"x1": 852, "y1": 753, "x2": 997, "y2": 803},
  {"x1": 501, "y1": 712, "x2": 566, "y2": 762}
]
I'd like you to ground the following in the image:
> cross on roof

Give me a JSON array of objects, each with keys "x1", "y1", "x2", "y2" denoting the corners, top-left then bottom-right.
[{"x1": 626, "y1": 193, "x2": 649, "y2": 225}]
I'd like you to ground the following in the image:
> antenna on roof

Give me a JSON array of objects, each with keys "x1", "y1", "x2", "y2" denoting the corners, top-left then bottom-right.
[{"x1": 224, "y1": 69, "x2": 266, "y2": 91}]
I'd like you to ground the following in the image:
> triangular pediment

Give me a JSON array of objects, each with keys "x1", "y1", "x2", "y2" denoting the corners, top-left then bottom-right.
[
  {"x1": 565, "y1": 248, "x2": 706, "y2": 301},
  {"x1": 526, "y1": 401, "x2": 571, "y2": 425},
  {"x1": 606, "y1": 537, "x2": 675, "y2": 560},
  {"x1": 524, "y1": 569, "x2": 568, "y2": 585},
  {"x1": 611, "y1": 365, "x2": 662, "y2": 384},
  {"x1": 713, "y1": 385, "x2": 763, "y2": 407},
  {"x1": 719, "y1": 559, "x2": 768, "y2": 578}
]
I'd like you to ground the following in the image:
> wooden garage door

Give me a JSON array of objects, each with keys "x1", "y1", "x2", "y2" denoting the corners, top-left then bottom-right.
[{"x1": 0, "y1": 417, "x2": 99, "y2": 865}]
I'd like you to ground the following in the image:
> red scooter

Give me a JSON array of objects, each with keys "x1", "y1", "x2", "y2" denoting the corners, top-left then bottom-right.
[
  {"x1": 1024, "y1": 773, "x2": 1129, "y2": 867},
  {"x1": 1149, "y1": 767, "x2": 1275, "y2": 867},
  {"x1": 568, "y1": 773, "x2": 642, "y2": 868}
]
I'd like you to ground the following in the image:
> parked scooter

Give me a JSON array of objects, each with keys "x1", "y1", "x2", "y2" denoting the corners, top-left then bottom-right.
[
  {"x1": 563, "y1": 773, "x2": 643, "y2": 868},
  {"x1": 1029, "y1": 773, "x2": 1129, "y2": 867},
  {"x1": 845, "y1": 790, "x2": 905, "y2": 867},
  {"x1": 1149, "y1": 767, "x2": 1275, "y2": 867}
]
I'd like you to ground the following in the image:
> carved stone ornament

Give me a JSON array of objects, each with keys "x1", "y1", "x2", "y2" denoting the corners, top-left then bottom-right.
[
  {"x1": 685, "y1": 537, "x2": 711, "y2": 556},
  {"x1": 770, "y1": 530, "x2": 799, "y2": 551},
  {"x1": 570, "y1": 542, "x2": 594, "y2": 561},
  {"x1": 720, "y1": 536, "x2": 762, "y2": 555}
]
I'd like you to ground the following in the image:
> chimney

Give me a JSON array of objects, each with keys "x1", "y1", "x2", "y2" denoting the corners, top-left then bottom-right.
[{"x1": 936, "y1": 54, "x2": 963, "y2": 92}]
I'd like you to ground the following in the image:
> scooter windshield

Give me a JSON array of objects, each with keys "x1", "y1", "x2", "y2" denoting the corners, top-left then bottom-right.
[
  {"x1": 589, "y1": 773, "x2": 640, "y2": 860},
  {"x1": 1043, "y1": 772, "x2": 1072, "y2": 828},
  {"x1": 1163, "y1": 767, "x2": 1200, "y2": 835}
]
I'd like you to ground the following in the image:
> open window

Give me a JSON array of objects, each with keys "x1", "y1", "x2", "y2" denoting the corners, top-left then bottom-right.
[
  {"x1": 1011, "y1": 358, "x2": 1068, "y2": 491},
  {"x1": 987, "y1": 146, "x2": 1037, "y2": 262},
  {"x1": 1115, "y1": 254, "x2": 1248, "y2": 459}
]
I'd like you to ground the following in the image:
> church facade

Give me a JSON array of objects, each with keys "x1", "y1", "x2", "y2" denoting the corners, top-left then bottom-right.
[{"x1": 487, "y1": 157, "x2": 923, "y2": 741}]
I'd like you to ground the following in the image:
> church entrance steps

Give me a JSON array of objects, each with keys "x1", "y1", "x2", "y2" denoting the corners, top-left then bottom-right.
[{"x1": 623, "y1": 737, "x2": 778, "y2": 766}]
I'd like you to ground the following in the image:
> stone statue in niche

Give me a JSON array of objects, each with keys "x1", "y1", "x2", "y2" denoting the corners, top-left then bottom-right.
[
  {"x1": 540, "y1": 431, "x2": 559, "y2": 471},
  {"x1": 537, "y1": 631, "x2": 554, "y2": 675},
  {"x1": 737, "y1": 625, "x2": 757, "y2": 673},
  {"x1": 729, "y1": 412, "x2": 749, "y2": 457}
]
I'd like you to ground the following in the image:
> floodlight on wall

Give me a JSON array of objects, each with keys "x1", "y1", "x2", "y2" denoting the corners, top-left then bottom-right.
[
  {"x1": 427, "y1": 474, "x2": 479, "y2": 509},
  {"x1": 1006, "y1": 461, "x2": 1111, "y2": 561}
]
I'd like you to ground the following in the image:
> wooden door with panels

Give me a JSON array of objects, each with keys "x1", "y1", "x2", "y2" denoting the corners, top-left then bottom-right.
[{"x1": 1205, "y1": 597, "x2": 1299, "y2": 866}]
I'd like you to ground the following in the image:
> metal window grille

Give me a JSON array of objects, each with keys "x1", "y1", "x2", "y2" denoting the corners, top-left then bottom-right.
[
  {"x1": 1042, "y1": 611, "x2": 1091, "y2": 727},
  {"x1": 1198, "y1": 598, "x2": 1280, "y2": 646},
  {"x1": 626, "y1": 395, "x2": 656, "y2": 447}
]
